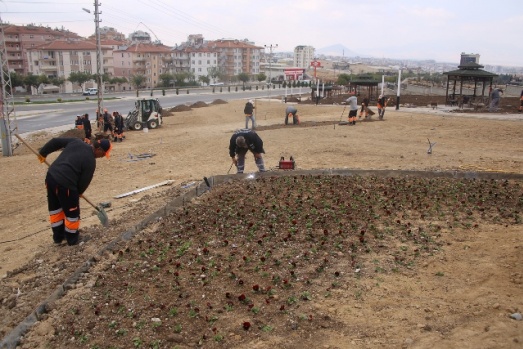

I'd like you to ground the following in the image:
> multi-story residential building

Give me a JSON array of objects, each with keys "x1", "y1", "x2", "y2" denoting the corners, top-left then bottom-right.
[
  {"x1": 209, "y1": 39, "x2": 263, "y2": 81},
  {"x1": 1, "y1": 24, "x2": 81, "y2": 75},
  {"x1": 26, "y1": 39, "x2": 112, "y2": 93},
  {"x1": 187, "y1": 47, "x2": 218, "y2": 81},
  {"x1": 113, "y1": 43, "x2": 172, "y2": 89},
  {"x1": 294, "y1": 45, "x2": 315, "y2": 69},
  {"x1": 171, "y1": 35, "x2": 218, "y2": 83}
]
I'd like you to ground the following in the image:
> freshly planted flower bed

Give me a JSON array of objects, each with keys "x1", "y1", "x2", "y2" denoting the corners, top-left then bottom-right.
[{"x1": 42, "y1": 175, "x2": 522, "y2": 348}]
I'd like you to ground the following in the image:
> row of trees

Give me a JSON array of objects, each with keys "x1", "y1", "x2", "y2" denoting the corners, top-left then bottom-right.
[
  {"x1": 9, "y1": 71, "x2": 128, "y2": 93},
  {"x1": 156, "y1": 70, "x2": 269, "y2": 88},
  {"x1": 9, "y1": 68, "x2": 275, "y2": 93}
]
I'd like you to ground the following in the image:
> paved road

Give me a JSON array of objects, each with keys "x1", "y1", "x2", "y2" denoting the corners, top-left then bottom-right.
[{"x1": 13, "y1": 87, "x2": 302, "y2": 134}]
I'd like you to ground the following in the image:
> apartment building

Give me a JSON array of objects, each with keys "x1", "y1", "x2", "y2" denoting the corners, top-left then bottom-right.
[
  {"x1": 26, "y1": 39, "x2": 112, "y2": 93},
  {"x1": 113, "y1": 43, "x2": 173, "y2": 89},
  {"x1": 294, "y1": 45, "x2": 315, "y2": 69},
  {"x1": 171, "y1": 35, "x2": 218, "y2": 82},
  {"x1": 1, "y1": 24, "x2": 81, "y2": 75},
  {"x1": 209, "y1": 39, "x2": 263, "y2": 81}
]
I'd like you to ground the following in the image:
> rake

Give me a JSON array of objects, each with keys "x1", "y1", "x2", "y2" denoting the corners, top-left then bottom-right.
[
  {"x1": 334, "y1": 106, "x2": 346, "y2": 129},
  {"x1": 14, "y1": 134, "x2": 109, "y2": 227}
]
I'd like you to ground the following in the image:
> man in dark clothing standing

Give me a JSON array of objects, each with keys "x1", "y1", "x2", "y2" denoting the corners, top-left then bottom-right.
[
  {"x1": 83, "y1": 113, "x2": 92, "y2": 143},
  {"x1": 229, "y1": 129, "x2": 266, "y2": 174},
  {"x1": 113, "y1": 111, "x2": 124, "y2": 142},
  {"x1": 38, "y1": 138, "x2": 112, "y2": 245},
  {"x1": 102, "y1": 109, "x2": 113, "y2": 136}
]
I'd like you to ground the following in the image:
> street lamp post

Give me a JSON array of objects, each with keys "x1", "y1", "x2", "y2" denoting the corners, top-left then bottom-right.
[
  {"x1": 396, "y1": 68, "x2": 402, "y2": 110},
  {"x1": 83, "y1": 0, "x2": 103, "y2": 115},
  {"x1": 264, "y1": 44, "x2": 277, "y2": 99}
]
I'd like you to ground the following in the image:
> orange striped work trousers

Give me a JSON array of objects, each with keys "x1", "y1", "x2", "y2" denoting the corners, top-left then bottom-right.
[{"x1": 45, "y1": 173, "x2": 80, "y2": 245}]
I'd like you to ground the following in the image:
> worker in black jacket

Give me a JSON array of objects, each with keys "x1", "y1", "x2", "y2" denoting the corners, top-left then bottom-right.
[
  {"x1": 113, "y1": 111, "x2": 125, "y2": 142},
  {"x1": 229, "y1": 129, "x2": 265, "y2": 174},
  {"x1": 82, "y1": 113, "x2": 92, "y2": 143},
  {"x1": 38, "y1": 138, "x2": 112, "y2": 245}
]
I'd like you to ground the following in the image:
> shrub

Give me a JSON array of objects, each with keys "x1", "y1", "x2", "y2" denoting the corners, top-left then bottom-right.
[
  {"x1": 57, "y1": 98, "x2": 62, "y2": 103},
  {"x1": 25, "y1": 97, "x2": 30, "y2": 103}
]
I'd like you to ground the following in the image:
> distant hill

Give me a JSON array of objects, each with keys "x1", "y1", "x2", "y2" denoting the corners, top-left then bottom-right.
[{"x1": 316, "y1": 44, "x2": 359, "y2": 58}]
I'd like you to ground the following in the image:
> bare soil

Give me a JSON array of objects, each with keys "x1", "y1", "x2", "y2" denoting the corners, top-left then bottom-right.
[{"x1": 0, "y1": 96, "x2": 522, "y2": 349}]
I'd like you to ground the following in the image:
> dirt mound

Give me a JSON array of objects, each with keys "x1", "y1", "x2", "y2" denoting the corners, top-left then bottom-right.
[
  {"x1": 161, "y1": 110, "x2": 175, "y2": 117},
  {"x1": 190, "y1": 101, "x2": 208, "y2": 108},
  {"x1": 58, "y1": 128, "x2": 85, "y2": 139},
  {"x1": 210, "y1": 99, "x2": 228, "y2": 105},
  {"x1": 172, "y1": 105, "x2": 192, "y2": 112},
  {"x1": 285, "y1": 96, "x2": 301, "y2": 103}
]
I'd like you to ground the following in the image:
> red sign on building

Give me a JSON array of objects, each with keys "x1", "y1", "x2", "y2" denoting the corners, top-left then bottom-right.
[{"x1": 284, "y1": 68, "x2": 305, "y2": 80}]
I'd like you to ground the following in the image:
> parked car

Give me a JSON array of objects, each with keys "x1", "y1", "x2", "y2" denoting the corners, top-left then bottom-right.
[{"x1": 83, "y1": 88, "x2": 98, "y2": 96}]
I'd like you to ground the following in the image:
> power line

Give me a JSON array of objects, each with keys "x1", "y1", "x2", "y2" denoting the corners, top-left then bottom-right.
[{"x1": 1, "y1": 11, "x2": 80, "y2": 13}]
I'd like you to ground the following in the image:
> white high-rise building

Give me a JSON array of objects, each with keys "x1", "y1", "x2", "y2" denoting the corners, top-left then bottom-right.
[{"x1": 294, "y1": 45, "x2": 315, "y2": 69}]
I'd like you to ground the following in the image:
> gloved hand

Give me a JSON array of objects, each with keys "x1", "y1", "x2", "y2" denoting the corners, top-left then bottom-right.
[{"x1": 38, "y1": 154, "x2": 46, "y2": 163}]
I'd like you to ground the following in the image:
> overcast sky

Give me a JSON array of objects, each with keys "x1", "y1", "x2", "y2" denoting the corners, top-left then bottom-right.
[{"x1": 1, "y1": 0, "x2": 521, "y2": 67}]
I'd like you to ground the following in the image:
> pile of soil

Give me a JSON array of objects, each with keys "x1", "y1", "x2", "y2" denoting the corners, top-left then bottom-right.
[
  {"x1": 190, "y1": 101, "x2": 208, "y2": 108},
  {"x1": 56, "y1": 128, "x2": 85, "y2": 139},
  {"x1": 172, "y1": 105, "x2": 192, "y2": 112},
  {"x1": 211, "y1": 99, "x2": 228, "y2": 105}
]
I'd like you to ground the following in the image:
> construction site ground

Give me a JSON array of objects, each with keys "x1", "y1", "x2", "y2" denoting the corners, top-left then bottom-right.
[{"x1": 0, "y1": 95, "x2": 522, "y2": 349}]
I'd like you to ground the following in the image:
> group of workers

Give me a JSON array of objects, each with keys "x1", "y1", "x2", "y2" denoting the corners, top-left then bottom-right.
[
  {"x1": 345, "y1": 92, "x2": 389, "y2": 125},
  {"x1": 234, "y1": 93, "x2": 391, "y2": 179},
  {"x1": 40, "y1": 93, "x2": 390, "y2": 246},
  {"x1": 75, "y1": 109, "x2": 126, "y2": 143}
]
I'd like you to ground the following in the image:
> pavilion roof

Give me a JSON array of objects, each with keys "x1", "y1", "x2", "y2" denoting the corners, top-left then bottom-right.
[{"x1": 444, "y1": 65, "x2": 498, "y2": 78}]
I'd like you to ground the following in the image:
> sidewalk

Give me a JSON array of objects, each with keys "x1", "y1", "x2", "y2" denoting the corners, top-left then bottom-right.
[{"x1": 388, "y1": 105, "x2": 523, "y2": 121}]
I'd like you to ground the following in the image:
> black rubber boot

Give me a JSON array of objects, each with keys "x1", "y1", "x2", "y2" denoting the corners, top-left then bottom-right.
[
  {"x1": 53, "y1": 231, "x2": 64, "y2": 244},
  {"x1": 66, "y1": 232, "x2": 80, "y2": 246}
]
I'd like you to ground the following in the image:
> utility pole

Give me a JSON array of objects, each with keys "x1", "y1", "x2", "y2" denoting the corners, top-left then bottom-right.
[
  {"x1": 264, "y1": 44, "x2": 277, "y2": 101},
  {"x1": 396, "y1": 68, "x2": 402, "y2": 110},
  {"x1": 0, "y1": 17, "x2": 15, "y2": 157},
  {"x1": 84, "y1": 0, "x2": 103, "y2": 115}
]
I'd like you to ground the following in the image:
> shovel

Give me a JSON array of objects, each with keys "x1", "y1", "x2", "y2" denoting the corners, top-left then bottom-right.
[{"x1": 14, "y1": 134, "x2": 109, "y2": 227}]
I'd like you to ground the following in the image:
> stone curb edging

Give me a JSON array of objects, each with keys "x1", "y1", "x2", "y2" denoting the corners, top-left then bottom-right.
[{"x1": 1, "y1": 169, "x2": 522, "y2": 348}]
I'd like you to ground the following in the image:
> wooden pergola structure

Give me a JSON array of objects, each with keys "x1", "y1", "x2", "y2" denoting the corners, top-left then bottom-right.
[
  {"x1": 347, "y1": 75, "x2": 380, "y2": 101},
  {"x1": 443, "y1": 63, "x2": 498, "y2": 106}
]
